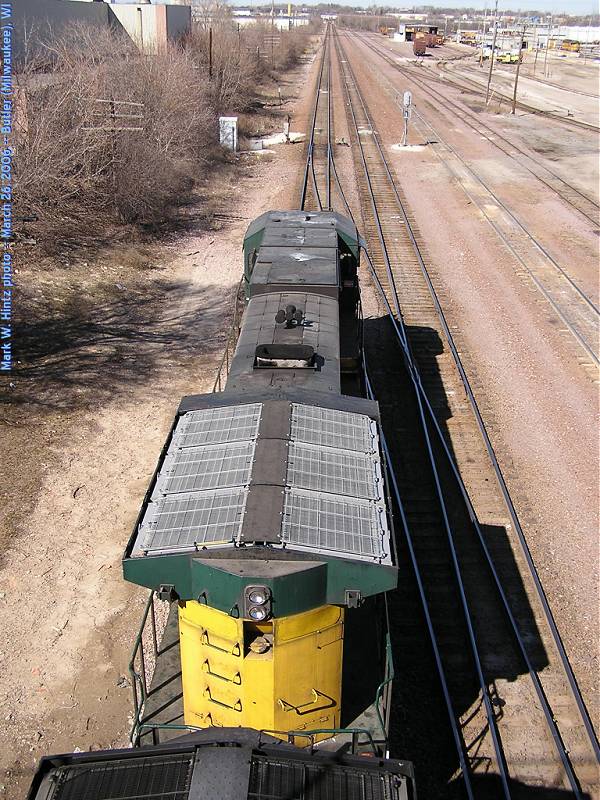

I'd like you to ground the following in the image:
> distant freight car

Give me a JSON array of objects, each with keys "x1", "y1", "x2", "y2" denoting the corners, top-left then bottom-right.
[
  {"x1": 561, "y1": 39, "x2": 581, "y2": 52},
  {"x1": 413, "y1": 36, "x2": 427, "y2": 55},
  {"x1": 460, "y1": 31, "x2": 477, "y2": 45}
]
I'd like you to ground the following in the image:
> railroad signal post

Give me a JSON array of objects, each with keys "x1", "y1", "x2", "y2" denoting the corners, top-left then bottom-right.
[{"x1": 401, "y1": 91, "x2": 412, "y2": 146}]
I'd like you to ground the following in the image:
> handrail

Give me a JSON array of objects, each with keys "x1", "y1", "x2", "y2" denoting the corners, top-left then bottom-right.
[
  {"x1": 260, "y1": 726, "x2": 382, "y2": 755},
  {"x1": 211, "y1": 278, "x2": 245, "y2": 393},
  {"x1": 128, "y1": 591, "x2": 162, "y2": 745},
  {"x1": 374, "y1": 630, "x2": 394, "y2": 741},
  {"x1": 138, "y1": 723, "x2": 382, "y2": 755}
]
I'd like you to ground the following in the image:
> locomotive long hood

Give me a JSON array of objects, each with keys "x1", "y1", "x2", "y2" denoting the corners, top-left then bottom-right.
[{"x1": 122, "y1": 390, "x2": 398, "y2": 615}]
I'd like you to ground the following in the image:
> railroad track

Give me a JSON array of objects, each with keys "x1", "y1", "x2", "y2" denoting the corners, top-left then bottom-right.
[
  {"x1": 328, "y1": 26, "x2": 599, "y2": 797},
  {"x1": 435, "y1": 57, "x2": 600, "y2": 134},
  {"x1": 348, "y1": 32, "x2": 600, "y2": 377},
  {"x1": 518, "y1": 69, "x2": 600, "y2": 99},
  {"x1": 300, "y1": 25, "x2": 333, "y2": 212},
  {"x1": 353, "y1": 32, "x2": 600, "y2": 227}
]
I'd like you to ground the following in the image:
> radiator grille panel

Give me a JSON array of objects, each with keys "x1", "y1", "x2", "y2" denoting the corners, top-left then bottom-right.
[
  {"x1": 248, "y1": 756, "x2": 405, "y2": 800},
  {"x1": 173, "y1": 404, "x2": 261, "y2": 448},
  {"x1": 51, "y1": 755, "x2": 193, "y2": 800}
]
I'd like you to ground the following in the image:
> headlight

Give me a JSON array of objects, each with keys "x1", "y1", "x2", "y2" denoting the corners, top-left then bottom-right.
[
  {"x1": 248, "y1": 588, "x2": 268, "y2": 605},
  {"x1": 248, "y1": 605, "x2": 268, "y2": 621},
  {"x1": 244, "y1": 585, "x2": 271, "y2": 621}
]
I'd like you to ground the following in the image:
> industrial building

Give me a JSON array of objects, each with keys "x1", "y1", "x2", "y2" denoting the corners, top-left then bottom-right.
[{"x1": 14, "y1": 0, "x2": 192, "y2": 59}]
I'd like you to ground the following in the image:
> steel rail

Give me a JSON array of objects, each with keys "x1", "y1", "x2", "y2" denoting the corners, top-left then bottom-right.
[
  {"x1": 364, "y1": 365, "x2": 476, "y2": 800},
  {"x1": 314, "y1": 110, "x2": 595, "y2": 776},
  {"x1": 328, "y1": 52, "x2": 477, "y2": 800},
  {"x1": 362, "y1": 242, "x2": 586, "y2": 797},
  {"x1": 299, "y1": 26, "x2": 329, "y2": 210},
  {"x1": 326, "y1": 32, "x2": 332, "y2": 210},
  {"x1": 354, "y1": 33, "x2": 600, "y2": 226},
  {"x1": 352, "y1": 32, "x2": 600, "y2": 315},
  {"x1": 333, "y1": 156, "x2": 478, "y2": 794},
  {"x1": 435, "y1": 58, "x2": 600, "y2": 134},
  {"x1": 334, "y1": 26, "x2": 599, "y2": 785},
  {"x1": 349, "y1": 31, "x2": 600, "y2": 368},
  {"x1": 307, "y1": 25, "x2": 598, "y2": 792},
  {"x1": 334, "y1": 43, "x2": 402, "y2": 321},
  {"x1": 410, "y1": 108, "x2": 600, "y2": 367},
  {"x1": 334, "y1": 29, "x2": 513, "y2": 796}
]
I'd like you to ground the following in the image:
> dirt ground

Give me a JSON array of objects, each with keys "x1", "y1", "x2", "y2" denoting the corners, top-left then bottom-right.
[
  {"x1": 378, "y1": 37, "x2": 599, "y2": 128},
  {"x1": 0, "y1": 48, "x2": 317, "y2": 799},
  {"x1": 348, "y1": 32, "x2": 599, "y2": 728}
]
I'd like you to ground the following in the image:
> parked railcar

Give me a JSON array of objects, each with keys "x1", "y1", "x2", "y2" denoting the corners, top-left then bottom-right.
[{"x1": 413, "y1": 37, "x2": 427, "y2": 56}]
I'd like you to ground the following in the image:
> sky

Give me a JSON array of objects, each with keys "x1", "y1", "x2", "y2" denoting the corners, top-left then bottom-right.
[
  {"x1": 411, "y1": 0, "x2": 599, "y2": 12},
  {"x1": 293, "y1": 0, "x2": 598, "y2": 13}
]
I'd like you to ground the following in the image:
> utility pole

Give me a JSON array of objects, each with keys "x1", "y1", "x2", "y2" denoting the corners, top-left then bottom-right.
[
  {"x1": 511, "y1": 24, "x2": 526, "y2": 114},
  {"x1": 533, "y1": 22, "x2": 539, "y2": 75},
  {"x1": 479, "y1": 3, "x2": 488, "y2": 67},
  {"x1": 583, "y1": 14, "x2": 592, "y2": 63},
  {"x1": 543, "y1": 13, "x2": 552, "y2": 78},
  {"x1": 208, "y1": 26, "x2": 213, "y2": 79},
  {"x1": 485, "y1": 0, "x2": 499, "y2": 104},
  {"x1": 271, "y1": 0, "x2": 275, "y2": 69}
]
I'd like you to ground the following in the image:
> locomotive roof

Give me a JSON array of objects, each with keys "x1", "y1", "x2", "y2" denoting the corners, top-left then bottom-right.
[
  {"x1": 225, "y1": 291, "x2": 340, "y2": 395},
  {"x1": 251, "y1": 246, "x2": 338, "y2": 290},
  {"x1": 129, "y1": 399, "x2": 392, "y2": 566},
  {"x1": 244, "y1": 211, "x2": 359, "y2": 296},
  {"x1": 27, "y1": 730, "x2": 415, "y2": 800},
  {"x1": 244, "y1": 209, "x2": 359, "y2": 249}
]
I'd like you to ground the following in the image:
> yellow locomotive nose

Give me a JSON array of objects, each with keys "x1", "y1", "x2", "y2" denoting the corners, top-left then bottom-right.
[{"x1": 179, "y1": 601, "x2": 344, "y2": 741}]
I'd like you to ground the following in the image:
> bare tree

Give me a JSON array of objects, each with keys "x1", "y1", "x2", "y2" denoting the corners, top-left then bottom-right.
[{"x1": 14, "y1": 24, "x2": 215, "y2": 246}]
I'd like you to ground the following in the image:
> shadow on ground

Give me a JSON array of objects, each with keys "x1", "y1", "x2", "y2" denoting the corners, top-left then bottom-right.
[
  {"x1": 2, "y1": 280, "x2": 234, "y2": 411},
  {"x1": 362, "y1": 315, "x2": 589, "y2": 799}
]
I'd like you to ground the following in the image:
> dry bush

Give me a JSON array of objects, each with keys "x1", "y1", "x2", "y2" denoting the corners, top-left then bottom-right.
[
  {"x1": 14, "y1": 15, "x2": 313, "y2": 250},
  {"x1": 242, "y1": 22, "x2": 315, "y2": 77},
  {"x1": 274, "y1": 26, "x2": 311, "y2": 70},
  {"x1": 110, "y1": 48, "x2": 214, "y2": 224},
  {"x1": 188, "y1": 22, "x2": 263, "y2": 112},
  {"x1": 188, "y1": 8, "x2": 316, "y2": 112},
  {"x1": 14, "y1": 24, "x2": 215, "y2": 248},
  {"x1": 337, "y1": 15, "x2": 395, "y2": 32}
]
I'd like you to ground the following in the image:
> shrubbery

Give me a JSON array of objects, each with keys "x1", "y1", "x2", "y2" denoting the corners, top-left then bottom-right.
[{"x1": 14, "y1": 16, "x2": 316, "y2": 249}]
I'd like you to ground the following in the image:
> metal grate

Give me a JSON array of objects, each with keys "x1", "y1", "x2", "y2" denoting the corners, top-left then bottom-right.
[
  {"x1": 50, "y1": 755, "x2": 193, "y2": 800},
  {"x1": 248, "y1": 756, "x2": 406, "y2": 800},
  {"x1": 287, "y1": 442, "x2": 382, "y2": 501},
  {"x1": 281, "y1": 489, "x2": 388, "y2": 561},
  {"x1": 173, "y1": 404, "x2": 261, "y2": 448},
  {"x1": 131, "y1": 403, "x2": 262, "y2": 557},
  {"x1": 154, "y1": 441, "x2": 255, "y2": 496},
  {"x1": 291, "y1": 404, "x2": 375, "y2": 453},
  {"x1": 136, "y1": 488, "x2": 247, "y2": 554}
]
